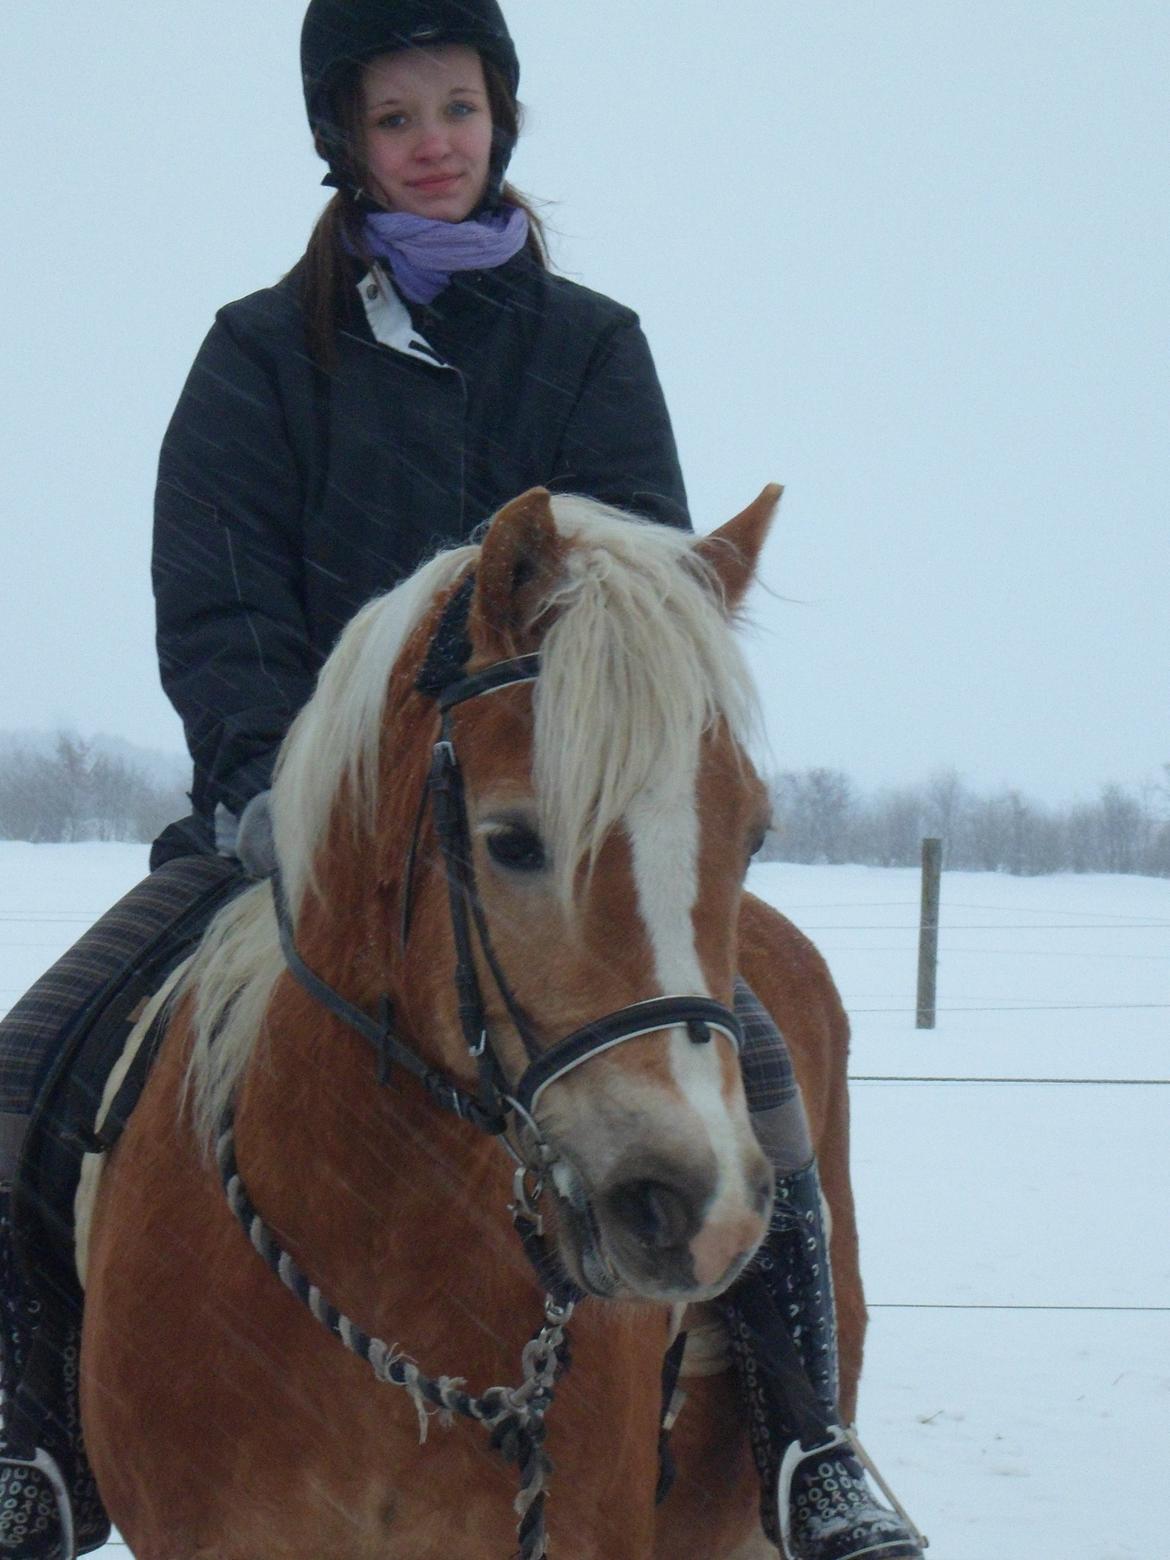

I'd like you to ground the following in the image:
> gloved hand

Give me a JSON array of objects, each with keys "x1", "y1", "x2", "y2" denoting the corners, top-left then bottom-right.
[{"x1": 235, "y1": 789, "x2": 278, "y2": 880}]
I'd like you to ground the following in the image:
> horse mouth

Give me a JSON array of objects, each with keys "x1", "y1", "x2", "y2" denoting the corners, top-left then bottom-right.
[
  {"x1": 549, "y1": 1160, "x2": 754, "y2": 1304},
  {"x1": 550, "y1": 1165, "x2": 623, "y2": 1298}
]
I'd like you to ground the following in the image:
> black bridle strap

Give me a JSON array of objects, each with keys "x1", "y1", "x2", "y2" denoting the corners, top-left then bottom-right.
[
  {"x1": 427, "y1": 735, "x2": 522, "y2": 1118},
  {"x1": 400, "y1": 651, "x2": 540, "y2": 950},
  {"x1": 438, "y1": 654, "x2": 541, "y2": 711},
  {"x1": 271, "y1": 872, "x2": 508, "y2": 1135},
  {"x1": 512, "y1": 996, "x2": 743, "y2": 1119},
  {"x1": 430, "y1": 729, "x2": 546, "y2": 1064}
]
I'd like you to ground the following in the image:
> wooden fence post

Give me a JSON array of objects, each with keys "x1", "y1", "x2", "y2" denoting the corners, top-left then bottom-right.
[{"x1": 916, "y1": 837, "x2": 942, "y2": 1029}]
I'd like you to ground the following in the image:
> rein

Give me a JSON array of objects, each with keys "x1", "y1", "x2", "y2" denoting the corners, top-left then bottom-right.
[
  {"x1": 216, "y1": 1113, "x2": 570, "y2": 1560},
  {"x1": 224, "y1": 573, "x2": 744, "y2": 1557}
]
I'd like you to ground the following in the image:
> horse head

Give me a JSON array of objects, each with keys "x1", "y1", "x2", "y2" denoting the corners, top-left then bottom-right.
[{"x1": 265, "y1": 486, "x2": 781, "y2": 1307}]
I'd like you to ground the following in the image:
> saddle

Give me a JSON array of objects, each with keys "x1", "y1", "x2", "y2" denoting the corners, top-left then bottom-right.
[{"x1": 0, "y1": 853, "x2": 246, "y2": 1559}]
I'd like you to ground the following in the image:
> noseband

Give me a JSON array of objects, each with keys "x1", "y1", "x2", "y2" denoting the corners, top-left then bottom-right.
[{"x1": 272, "y1": 573, "x2": 742, "y2": 1253}]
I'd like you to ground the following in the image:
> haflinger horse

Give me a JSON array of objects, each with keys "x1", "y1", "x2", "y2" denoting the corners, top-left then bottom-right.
[{"x1": 77, "y1": 485, "x2": 864, "y2": 1560}]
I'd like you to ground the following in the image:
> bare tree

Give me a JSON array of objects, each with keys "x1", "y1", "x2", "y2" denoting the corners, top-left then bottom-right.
[
  {"x1": 0, "y1": 732, "x2": 186, "y2": 844},
  {"x1": 770, "y1": 768, "x2": 856, "y2": 864}
]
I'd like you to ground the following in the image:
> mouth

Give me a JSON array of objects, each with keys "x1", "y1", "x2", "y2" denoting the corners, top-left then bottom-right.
[
  {"x1": 408, "y1": 172, "x2": 464, "y2": 194},
  {"x1": 551, "y1": 1162, "x2": 622, "y2": 1298},
  {"x1": 549, "y1": 1160, "x2": 754, "y2": 1305}
]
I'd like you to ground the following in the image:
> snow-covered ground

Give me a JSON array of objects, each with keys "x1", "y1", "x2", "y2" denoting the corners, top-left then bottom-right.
[{"x1": 1, "y1": 845, "x2": 1166, "y2": 1559}]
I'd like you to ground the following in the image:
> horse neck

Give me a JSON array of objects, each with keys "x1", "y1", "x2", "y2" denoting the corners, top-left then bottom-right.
[{"x1": 231, "y1": 962, "x2": 527, "y2": 1342}]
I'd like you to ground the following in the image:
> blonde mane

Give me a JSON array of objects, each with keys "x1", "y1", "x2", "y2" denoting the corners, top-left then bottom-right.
[{"x1": 182, "y1": 498, "x2": 757, "y2": 1145}]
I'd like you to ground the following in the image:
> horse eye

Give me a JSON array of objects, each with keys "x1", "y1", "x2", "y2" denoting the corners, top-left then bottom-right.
[{"x1": 486, "y1": 825, "x2": 547, "y2": 873}]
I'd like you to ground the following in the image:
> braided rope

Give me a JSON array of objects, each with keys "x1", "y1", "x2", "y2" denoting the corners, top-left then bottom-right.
[{"x1": 216, "y1": 1118, "x2": 571, "y2": 1558}]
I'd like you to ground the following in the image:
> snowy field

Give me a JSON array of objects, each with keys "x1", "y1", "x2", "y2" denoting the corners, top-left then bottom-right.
[{"x1": 1, "y1": 844, "x2": 1166, "y2": 1560}]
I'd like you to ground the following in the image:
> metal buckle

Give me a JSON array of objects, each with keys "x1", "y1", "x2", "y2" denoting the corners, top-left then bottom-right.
[
  {"x1": 509, "y1": 1164, "x2": 545, "y2": 1235},
  {"x1": 430, "y1": 738, "x2": 458, "y2": 786},
  {"x1": 502, "y1": 1095, "x2": 557, "y2": 1171},
  {"x1": 0, "y1": 1446, "x2": 76, "y2": 1559}
]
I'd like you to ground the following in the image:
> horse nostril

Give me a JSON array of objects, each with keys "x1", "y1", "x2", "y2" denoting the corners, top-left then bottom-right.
[
  {"x1": 753, "y1": 1165, "x2": 776, "y2": 1216},
  {"x1": 607, "y1": 1179, "x2": 695, "y2": 1250}
]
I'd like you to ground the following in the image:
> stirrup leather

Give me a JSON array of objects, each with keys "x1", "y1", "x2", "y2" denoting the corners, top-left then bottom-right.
[
  {"x1": 776, "y1": 1426, "x2": 928, "y2": 1560},
  {"x1": 0, "y1": 1445, "x2": 77, "y2": 1560}
]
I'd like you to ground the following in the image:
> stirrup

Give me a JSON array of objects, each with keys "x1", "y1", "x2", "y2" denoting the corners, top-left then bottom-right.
[
  {"x1": 0, "y1": 1445, "x2": 77, "y2": 1560},
  {"x1": 776, "y1": 1426, "x2": 928, "y2": 1560}
]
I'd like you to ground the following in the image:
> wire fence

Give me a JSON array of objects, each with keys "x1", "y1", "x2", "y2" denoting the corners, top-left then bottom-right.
[{"x1": 852, "y1": 1074, "x2": 1170, "y2": 1085}]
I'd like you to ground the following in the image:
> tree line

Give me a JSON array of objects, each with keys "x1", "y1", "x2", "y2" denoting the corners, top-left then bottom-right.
[
  {"x1": 3, "y1": 735, "x2": 1168, "y2": 876},
  {"x1": 762, "y1": 766, "x2": 1170, "y2": 876},
  {"x1": 0, "y1": 734, "x2": 188, "y2": 845}
]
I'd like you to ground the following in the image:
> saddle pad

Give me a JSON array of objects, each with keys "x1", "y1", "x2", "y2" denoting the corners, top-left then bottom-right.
[
  {"x1": 0, "y1": 853, "x2": 246, "y2": 1560},
  {"x1": 6, "y1": 852, "x2": 244, "y2": 1302}
]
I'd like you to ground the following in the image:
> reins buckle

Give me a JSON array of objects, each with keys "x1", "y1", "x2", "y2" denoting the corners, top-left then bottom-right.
[{"x1": 430, "y1": 737, "x2": 457, "y2": 783}]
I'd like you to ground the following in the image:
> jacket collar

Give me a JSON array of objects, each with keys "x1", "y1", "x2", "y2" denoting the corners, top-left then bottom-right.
[{"x1": 357, "y1": 267, "x2": 451, "y2": 368}]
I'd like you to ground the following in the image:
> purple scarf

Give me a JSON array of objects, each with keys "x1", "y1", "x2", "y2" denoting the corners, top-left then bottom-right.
[{"x1": 360, "y1": 206, "x2": 530, "y2": 304}]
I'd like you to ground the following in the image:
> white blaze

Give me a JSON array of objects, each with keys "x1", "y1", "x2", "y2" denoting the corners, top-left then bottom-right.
[{"x1": 624, "y1": 764, "x2": 750, "y2": 1215}]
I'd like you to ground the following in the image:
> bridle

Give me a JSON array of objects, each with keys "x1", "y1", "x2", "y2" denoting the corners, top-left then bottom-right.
[
  {"x1": 227, "y1": 572, "x2": 745, "y2": 1556},
  {"x1": 273, "y1": 571, "x2": 743, "y2": 1269}
]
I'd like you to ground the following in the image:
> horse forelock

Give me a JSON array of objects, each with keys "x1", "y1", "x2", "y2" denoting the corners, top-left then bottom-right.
[{"x1": 535, "y1": 497, "x2": 758, "y2": 903}]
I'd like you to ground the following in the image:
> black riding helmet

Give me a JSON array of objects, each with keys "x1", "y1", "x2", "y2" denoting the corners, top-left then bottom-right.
[{"x1": 301, "y1": 0, "x2": 521, "y2": 203}]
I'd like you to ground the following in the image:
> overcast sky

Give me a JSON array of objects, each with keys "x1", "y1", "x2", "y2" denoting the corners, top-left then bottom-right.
[{"x1": 2, "y1": 1, "x2": 1166, "y2": 803}]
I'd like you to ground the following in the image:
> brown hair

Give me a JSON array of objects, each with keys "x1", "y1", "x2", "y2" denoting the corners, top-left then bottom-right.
[{"x1": 300, "y1": 55, "x2": 549, "y2": 371}]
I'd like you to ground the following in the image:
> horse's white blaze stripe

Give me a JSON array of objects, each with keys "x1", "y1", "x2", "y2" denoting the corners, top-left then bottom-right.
[
  {"x1": 625, "y1": 777, "x2": 706, "y2": 996},
  {"x1": 625, "y1": 769, "x2": 748, "y2": 1229}
]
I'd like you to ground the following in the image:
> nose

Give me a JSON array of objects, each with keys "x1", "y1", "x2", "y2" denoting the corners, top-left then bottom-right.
[
  {"x1": 413, "y1": 122, "x2": 452, "y2": 162},
  {"x1": 605, "y1": 1177, "x2": 700, "y2": 1250},
  {"x1": 688, "y1": 1160, "x2": 772, "y2": 1289},
  {"x1": 603, "y1": 1154, "x2": 773, "y2": 1286}
]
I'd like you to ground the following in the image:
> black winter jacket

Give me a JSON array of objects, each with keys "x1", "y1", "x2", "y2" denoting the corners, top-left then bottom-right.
[{"x1": 153, "y1": 250, "x2": 689, "y2": 819}]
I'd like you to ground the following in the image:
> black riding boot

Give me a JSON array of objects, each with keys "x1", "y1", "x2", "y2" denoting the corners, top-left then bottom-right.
[{"x1": 719, "y1": 1160, "x2": 927, "y2": 1560}]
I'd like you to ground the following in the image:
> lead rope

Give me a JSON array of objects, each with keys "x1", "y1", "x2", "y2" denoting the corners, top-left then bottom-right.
[{"x1": 216, "y1": 1116, "x2": 572, "y2": 1559}]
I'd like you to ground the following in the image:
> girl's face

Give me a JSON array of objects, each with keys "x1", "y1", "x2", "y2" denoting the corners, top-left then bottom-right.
[{"x1": 360, "y1": 45, "x2": 493, "y2": 221}]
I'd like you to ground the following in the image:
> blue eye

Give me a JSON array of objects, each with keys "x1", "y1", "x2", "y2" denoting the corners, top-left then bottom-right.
[{"x1": 448, "y1": 101, "x2": 477, "y2": 118}]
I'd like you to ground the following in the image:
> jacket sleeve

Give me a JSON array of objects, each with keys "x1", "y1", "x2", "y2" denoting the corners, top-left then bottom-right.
[
  {"x1": 153, "y1": 312, "x2": 314, "y2": 818},
  {"x1": 549, "y1": 317, "x2": 691, "y2": 530}
]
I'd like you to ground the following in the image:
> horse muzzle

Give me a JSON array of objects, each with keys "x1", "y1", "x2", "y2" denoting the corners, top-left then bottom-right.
[{"x1": 550, "y1": 1150, "x2": 773, "y2": 1304}]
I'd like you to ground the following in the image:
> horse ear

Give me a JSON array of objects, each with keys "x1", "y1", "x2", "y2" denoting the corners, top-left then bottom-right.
[
  {"x1": 693, "y1": 484, "x2": 782, "y2": 613},
  {"x1": 470, "y1": 487, "x2": 567, "y2": 659}
]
